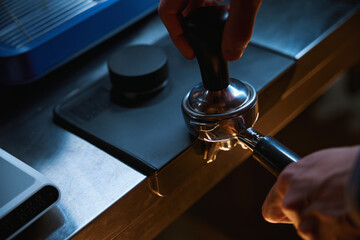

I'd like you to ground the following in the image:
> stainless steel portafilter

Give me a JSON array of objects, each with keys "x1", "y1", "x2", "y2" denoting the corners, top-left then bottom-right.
[{"x1": 181, "y1": 6, "x2": 299, "y2": 176}]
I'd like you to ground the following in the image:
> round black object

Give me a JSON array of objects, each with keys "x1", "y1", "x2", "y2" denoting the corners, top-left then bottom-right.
[{"x1": 108, "y1": 45, "x2": 168, "y2": 94}]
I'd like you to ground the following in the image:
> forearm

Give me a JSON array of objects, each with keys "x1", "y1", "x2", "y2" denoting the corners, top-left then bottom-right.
[{"x1": 347, "y1": 147, "x2": 360, "y2": 228}]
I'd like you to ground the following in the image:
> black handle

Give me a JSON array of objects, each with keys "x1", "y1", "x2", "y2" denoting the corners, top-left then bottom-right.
[
  {"x1": 183, "y1": 6, "x2": 229, "y2": 91},
  {"x1": 253, "y1": 136, "x2": 299, "y2": 177}
]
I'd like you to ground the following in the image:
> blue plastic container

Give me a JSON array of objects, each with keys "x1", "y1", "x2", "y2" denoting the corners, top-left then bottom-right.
[{"x1": 0, "y1": 0, "x2": 159, "y2": 85}]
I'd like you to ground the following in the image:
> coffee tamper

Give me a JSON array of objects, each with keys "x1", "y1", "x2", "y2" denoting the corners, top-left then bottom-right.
[{"x1": 181, "y1": 7, "x2": 299, "y2": 176}]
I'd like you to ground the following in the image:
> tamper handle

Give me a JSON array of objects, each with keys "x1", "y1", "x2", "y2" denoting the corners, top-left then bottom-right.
[{"x1": 183, "y1": 6, "x2": 229, "y2": 91}]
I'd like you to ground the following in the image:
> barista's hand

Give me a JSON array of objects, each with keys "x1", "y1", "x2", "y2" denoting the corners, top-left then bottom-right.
[
  {"x1": 158, "y1": 0, "x2": 262, "y2": 61},
  {"x1": 262, "y1": 146, "x2": 360, "y2": 240}
]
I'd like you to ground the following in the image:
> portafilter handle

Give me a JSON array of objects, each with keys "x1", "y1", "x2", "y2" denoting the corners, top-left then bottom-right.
[
  {"x1": 254, "y1": 136, "x2": 300, "y2": 177},
  {"x1": 182, "y1": 7, "x2": 299, "y2": 176},
  {"x1": 239, "y1": 128, "x2": 300, "y2": 177}
]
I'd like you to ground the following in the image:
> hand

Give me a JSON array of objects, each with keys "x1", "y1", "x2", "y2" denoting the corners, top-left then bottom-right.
[
  {"x1": 262, "y1": 146, "x2": 360, "y2": 240},
  {"x1": 158, "y1": 0, "x2": 262, "y2": 61}
]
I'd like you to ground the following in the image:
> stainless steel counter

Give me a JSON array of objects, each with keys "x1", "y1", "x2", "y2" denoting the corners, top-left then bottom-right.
[
  {"x1": 1, "y1": 14, "x2": 167, "y2": 240},
  {"x1": 0, "y1": 1, "x2": 359, "y2": 239}
]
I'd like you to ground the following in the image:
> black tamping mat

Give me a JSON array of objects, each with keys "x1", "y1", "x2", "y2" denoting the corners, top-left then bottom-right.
[{"x1": 54, "y1": 37, "x2": 294, "y2": 175}]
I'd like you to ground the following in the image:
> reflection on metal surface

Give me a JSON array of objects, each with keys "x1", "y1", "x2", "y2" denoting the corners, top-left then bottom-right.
[
  {"x1": 204, "y1": 139, "x2": 243, "y2": 163},
  {"x1": 200, "y1": 124, "x2": 263, "y2": 163}
]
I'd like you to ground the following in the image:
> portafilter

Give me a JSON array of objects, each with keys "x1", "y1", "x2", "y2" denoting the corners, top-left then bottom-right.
[{"x1": 181, "y1": 6, "x2": 299, "y2": 176}]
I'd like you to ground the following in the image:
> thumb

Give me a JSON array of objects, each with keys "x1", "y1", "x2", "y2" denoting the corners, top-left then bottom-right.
[
  {"x1": 262, "y1": 184, "x2": 291, "y2": 224},
  {"x1": 262, "y1": 203, "x2": 291, "y2": 224}
]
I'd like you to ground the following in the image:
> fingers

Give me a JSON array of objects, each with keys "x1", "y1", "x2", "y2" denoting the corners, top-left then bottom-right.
[
  {"x1": 159, "y1": 0, "x2": 262, "y2": 61},
  {"x1": 262, "y1": 161, "x2": 319, "y2": 236},
  {"x1": 262, "y1": 146, "x2": 360, "y2": 239},
  {"x1": 158, "y1": 0, "x2": 224, "y2": 59},
  {"x1": 222, "y1": 0, "x2": 262, "y2": 61},
  {"x1": 262, "y1": 175, "x2": 291, "y2": 223},
  {"x1": 158, "y1": 0, "x2": 195, "y2": 59},
  {"x1": 262, "y1": 162, "x2": 306, "y2": 224}
]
